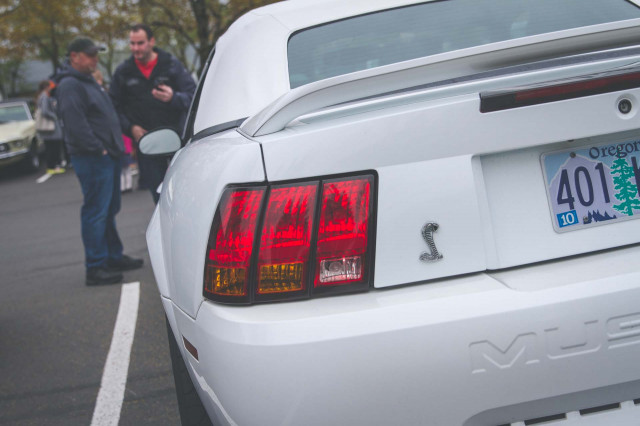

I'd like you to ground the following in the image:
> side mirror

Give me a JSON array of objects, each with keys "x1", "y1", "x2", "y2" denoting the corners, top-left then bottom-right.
[{"x1": 138, "y1": 128, "x2": 182, "y2": 155}]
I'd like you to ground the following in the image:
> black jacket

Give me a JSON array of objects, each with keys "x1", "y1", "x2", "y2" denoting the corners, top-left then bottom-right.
[
  {"x1": 109, "y1": 48, "x2": 196, "y2": 136},
  {"x1": 54, "y1": 64, "x2": 124, "y2": 157}
]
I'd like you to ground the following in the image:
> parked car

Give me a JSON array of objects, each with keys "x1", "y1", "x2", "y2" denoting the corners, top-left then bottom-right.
[
  {"x1": 0, "y1": 100, "x2": 43, "y2": 172},
  {"x1": 142, "y1": 0, "x2": 640, "y2": 425}
]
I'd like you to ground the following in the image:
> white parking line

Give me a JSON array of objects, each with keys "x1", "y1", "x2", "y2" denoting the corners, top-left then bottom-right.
[
  {"x1": 90, "y1": 282, "x2": 140, "y2": 426},
  {"x1": 36, "y1": 173, "x2": 52, "y2": 184}
]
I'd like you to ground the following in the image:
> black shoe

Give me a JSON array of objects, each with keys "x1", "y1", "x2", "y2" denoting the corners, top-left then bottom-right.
[
  {"x1": 107, "y1": 254, "x2": 144, "y2": 271},
  {"x1": 86, "y1": 267, "x2": 123, "y2": 286}
]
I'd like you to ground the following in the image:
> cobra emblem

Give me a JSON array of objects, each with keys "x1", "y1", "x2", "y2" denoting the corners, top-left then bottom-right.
[{"x1": 420, "y1": 222, "x2": 443, "y2": 262}]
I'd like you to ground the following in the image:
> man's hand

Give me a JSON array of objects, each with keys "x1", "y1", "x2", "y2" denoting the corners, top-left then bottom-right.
[
  {"x1": 151, "y1": 84, "x2": 174, "y2": 103},
  {"x1": 131, "y1": 124, "x2": 147, "y2": 143}
]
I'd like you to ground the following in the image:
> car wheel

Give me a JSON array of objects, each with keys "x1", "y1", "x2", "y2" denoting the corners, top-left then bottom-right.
[
  {"x1": 22, "y1": 140, "x2": 41, "y2": 172},
  {"x1": 166, "y1": 318, "x2": 213, "y2": 426}
]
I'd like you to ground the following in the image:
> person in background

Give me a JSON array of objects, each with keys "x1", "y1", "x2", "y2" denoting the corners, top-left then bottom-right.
[
  {"x1": 110, "y1": 23, "x2": 196, "y2": 204},
  {"x1": 120, "y1": 133, "x2": 134, "y2": 192},
  {"x1": 91, "y1": 69, "x2": 135, "y2": 193},
  {"x1": 55, "y1": 37, "x2": 143, "y2": 286},
  {"x1": 36, "y1": 80, "x2": 65, "y2": 174}
]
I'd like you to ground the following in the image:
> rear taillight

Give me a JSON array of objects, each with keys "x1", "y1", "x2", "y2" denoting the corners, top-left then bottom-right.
[
  {"x1": 203, "y1": 173, "x2": 375, "y2": 304},
  {"x1": 314, "y1": 177, "x2": 371, "y2": 293},
  {"x1": 257, "y1": 183, "x2": 318, "y2": 300},
  {"x1": 204, "y1": 187, "x2": 265, "y2": 304}
]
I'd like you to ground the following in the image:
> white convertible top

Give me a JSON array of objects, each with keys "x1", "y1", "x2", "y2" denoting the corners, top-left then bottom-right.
[
  {"x1": 193, "y1": 0, "x2": 640, "y2": 134},
  {"x1": 250, "y1": 0, "x2": 429, "y2": 30},
  {"x1": 192, "y1": 0, "x2": 429, "y2": 133}
]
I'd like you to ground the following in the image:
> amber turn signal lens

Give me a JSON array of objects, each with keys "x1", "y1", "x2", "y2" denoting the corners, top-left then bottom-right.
[
  {"x1": 258, "y1": 262, "x2": 304, "y2": 294},
  {"x1": 204, "y1": 266, "x2": 247, "y2": 296}
]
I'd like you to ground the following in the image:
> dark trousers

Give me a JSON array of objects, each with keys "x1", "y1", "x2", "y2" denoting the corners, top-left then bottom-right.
[
  {"x1": 71, "y1": 154, "x2": 124, "y2": 270},
  {"x1": 137, "y1": 152, "x2": 169, "y2": 204},
  {"x1": 44, "y1": 138, "x2": 62, "y2": 169}
]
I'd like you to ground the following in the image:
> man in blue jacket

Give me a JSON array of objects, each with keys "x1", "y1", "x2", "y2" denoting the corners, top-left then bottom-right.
[
  {"x1": 56, "y1": 37, "x2": 143, "y2": 286},
  {"x1": 110, "y1": 23, "x2": 196, "y2": 203}
]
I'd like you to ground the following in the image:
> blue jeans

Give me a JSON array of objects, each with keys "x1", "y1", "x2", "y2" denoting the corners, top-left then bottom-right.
[{"x1": 71, "y1": 154, "x2": 124, "y2": 269}]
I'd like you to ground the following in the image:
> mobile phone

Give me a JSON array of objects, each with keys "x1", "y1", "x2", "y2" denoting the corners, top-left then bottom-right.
[{"x1": 154, "y1": 76, "x2": 170, "y2": 88}]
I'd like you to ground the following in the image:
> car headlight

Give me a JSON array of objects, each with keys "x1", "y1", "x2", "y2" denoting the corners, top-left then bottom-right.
[{"x1": 9, "y1": 137, "x2": 29, "y2": 149}]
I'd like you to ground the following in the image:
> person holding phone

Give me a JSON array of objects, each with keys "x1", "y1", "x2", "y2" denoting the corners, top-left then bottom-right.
[{"x1": 109, "y1": 23, "x2": 196, "y2": 203}]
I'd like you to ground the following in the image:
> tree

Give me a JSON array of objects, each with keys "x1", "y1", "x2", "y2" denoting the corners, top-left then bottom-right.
[
  {"x1": 0, "y1": 59, "x2": 25, "y2": 98},
  {"x1": 139, "y1": 0, "x2": 281, "y2": 75},
  {"x1": 0, "y1": 0, "x2": 20, "y2": 18},
  {"x1": 611, "y1": 157, "x2": 640, "y2": 216},
  {"x1": 0, "y1": 0, "x2": 282, "y2": 93},
  {"x1": 87, "y1": 0, "x2": 140, "y2": 79},
  {"x1": 138, "y1": 0, "x2": 200, "y2": 72},
  {"x1": 0, "y1": 3, "x2": 31, "y2": 97},
  {"x1": 0, "y1": 0, "x2": 87, "y2": 74}
]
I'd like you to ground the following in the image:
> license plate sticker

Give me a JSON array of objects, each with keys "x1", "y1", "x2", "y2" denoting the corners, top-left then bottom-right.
[{"x1": 542, "y1": 140, "x2": 640, "y2": 232}]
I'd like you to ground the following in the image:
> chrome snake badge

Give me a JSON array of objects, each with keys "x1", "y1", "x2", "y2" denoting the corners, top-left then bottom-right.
[{"x1": 420, "y1": 222, "x2": 443, "y2": 262}]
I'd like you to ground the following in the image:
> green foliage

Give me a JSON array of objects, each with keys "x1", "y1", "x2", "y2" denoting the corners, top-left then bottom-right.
[
  {"x1": 0, "y1": 0, "x2": 87, "y2": 73},
  {"x1": 0, "y1": 59, "x2": 25, "y2": 98},
  {"x1": 140, "y1": 0, "x2": 281, "y2": 75},
  {"x1": 0, "y1": 0, "x2": 281, "y2": 89},
  {"x1": 86, "y1": 0, "x2": 140, "y2": 79}
]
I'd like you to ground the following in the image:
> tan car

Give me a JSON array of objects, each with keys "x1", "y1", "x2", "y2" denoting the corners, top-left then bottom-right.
[{"x1": 0, "y1": 100, "x2": 44, "y2": 172}]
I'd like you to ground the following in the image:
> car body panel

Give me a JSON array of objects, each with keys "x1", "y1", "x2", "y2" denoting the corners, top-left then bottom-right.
[
  {"x1": 254, "y1": 82, "x2": 640, "y2": 286},
  {"x1": 147, "y1": 1, "x2": 640, "y2": 424},
  {"x1": 150, "y1": 130, "x2": 265, "y2": 317},
  {"x1": 0, "y1": 120, "x2": 36, "y2": 143},
  {"x1": 168, "y1": 244, "x2": 640, "y2": 426},
  {"x1": 0, "y1": 101, "x2": 42, "y2": 169}
]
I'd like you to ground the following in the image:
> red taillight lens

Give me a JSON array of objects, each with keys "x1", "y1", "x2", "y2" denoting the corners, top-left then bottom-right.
[
  {"x1": 203, "y1": 173, "x2": 375, "y2": 304},
  {"x1": 315, "y1": 176, "x2": 371, "y2": 289},
  {"x1": 204, "y1": 187, "x2": 265, "y2": 301},
  {"x1": 257, "y1": 183, "x2": 318, "y2": 297}
]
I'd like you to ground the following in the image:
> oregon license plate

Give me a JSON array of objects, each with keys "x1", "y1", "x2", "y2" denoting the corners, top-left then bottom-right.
[{"x1": 542, "y1": 140, "x2": 640, "y2": 232}]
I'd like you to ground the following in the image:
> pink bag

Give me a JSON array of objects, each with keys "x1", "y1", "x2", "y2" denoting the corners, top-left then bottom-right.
[{"x1": 122, "y1": 134, "x2": 133, "y2": 155}]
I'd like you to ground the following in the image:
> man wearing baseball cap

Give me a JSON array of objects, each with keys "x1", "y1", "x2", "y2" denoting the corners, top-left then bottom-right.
[
  {"x1": 66, "y1": 37, "x2": 107, "y2": 57},
  {"x1": 54, "y1": 37, "x2": 143, "y2": 286}
]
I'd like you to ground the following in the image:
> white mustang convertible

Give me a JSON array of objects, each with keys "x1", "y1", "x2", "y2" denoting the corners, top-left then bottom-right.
[{"x1": 141, "y1": 1, "x2": 640, "y2": 425}]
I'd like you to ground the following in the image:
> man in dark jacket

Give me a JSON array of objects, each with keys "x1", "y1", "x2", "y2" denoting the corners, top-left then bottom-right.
[
  {"x1": 56, "y1": 37, "x2": 143, "y2": 286},
  {"x1": 110, "y1": 23, "x2": 196, "y2": 203}
]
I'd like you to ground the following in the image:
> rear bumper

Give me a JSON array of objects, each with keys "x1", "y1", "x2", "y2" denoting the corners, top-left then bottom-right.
[{"x1": 165, "y1": 244, "x2": 640, "y2": 426}]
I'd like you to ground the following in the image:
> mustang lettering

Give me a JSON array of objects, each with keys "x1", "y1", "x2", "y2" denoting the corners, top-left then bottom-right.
[{"x1": 470, "y1": 313, "x2": 640, "y2": 374}]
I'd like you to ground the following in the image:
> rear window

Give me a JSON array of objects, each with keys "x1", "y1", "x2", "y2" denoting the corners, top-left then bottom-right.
[{"x1": 288, "y1": 0, "x2": 640, "y2": 88}]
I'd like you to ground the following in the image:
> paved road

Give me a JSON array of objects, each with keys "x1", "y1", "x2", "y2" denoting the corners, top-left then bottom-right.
[{"x1": 0, "y1": 165, "x2": 180, "y2": 425}]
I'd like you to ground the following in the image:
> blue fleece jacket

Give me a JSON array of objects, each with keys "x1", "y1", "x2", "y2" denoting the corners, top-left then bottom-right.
[{"x1": 54, "y1": 63, "x2": 124, "y2": 157}]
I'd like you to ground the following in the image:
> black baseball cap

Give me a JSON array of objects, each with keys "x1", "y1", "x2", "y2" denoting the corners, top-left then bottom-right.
[{"x1": 67, "y1": 37, "x2": 106, "y2": 56}]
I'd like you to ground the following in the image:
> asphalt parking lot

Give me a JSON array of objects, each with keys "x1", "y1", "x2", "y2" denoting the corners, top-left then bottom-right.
[{"x1": 0, "y1": 165, "x2": 180, "y2": 425}]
